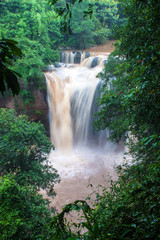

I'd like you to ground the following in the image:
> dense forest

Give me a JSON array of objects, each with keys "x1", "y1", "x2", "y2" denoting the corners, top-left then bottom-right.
[
  {"x1": 0, "y1": 0, "x2": 160, "y2": 239},
  {"x1": 0, "y1": 0, "x2": 122, "y2": 100}
]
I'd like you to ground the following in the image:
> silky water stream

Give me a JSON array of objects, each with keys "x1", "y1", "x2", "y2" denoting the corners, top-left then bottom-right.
[{"x1": 44, "y1": 51, "x2": 124, "y2": 211}]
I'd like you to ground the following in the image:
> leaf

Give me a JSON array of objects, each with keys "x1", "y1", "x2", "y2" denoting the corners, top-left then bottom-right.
[
  {"x1": 8, "y1": 43, "x2": 22, "y2": 57},
  {"x1": 4, "y1": 68, "x2": 20, "y2": 95},
  {"x1": 2, "y1": 39, "x2": 18, "y2": 45},
  {"x1": 0, "y1": 70, "x2": 6, "y2": 93},
  {"x1": 66, "y1": 3, "x2": 69, "y2": 10}
]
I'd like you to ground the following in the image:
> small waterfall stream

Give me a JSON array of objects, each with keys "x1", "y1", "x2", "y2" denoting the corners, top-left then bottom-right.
[{"x1": 44, "y1": 50, "x2": 124, "y2": 211}]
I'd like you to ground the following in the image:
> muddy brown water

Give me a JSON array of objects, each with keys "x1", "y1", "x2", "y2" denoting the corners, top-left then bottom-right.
[
  {"x1": 83, "y1": 40, "x2": 116, "y2": 54},
  {"x1": 49, "y1": 144, "x2": 125, "y2": 212}
]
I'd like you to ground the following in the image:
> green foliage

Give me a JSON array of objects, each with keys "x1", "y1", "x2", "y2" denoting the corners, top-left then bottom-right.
[
  {"x1": 0, "y1": 108, "x2": 60, "y2": 196},
  {"x1": 64, "y1": 0, "x2": 116, "y2": 48},
  {"x1": 48, "y1": 0, "x2": 93, "y2": 35},
  {"x1": 1, "y1": 1, "x2": 159, "y2": 239},
  {"x1": 0, "y1": 0, "x2": 62, "y2": 98},
  {"x1": 44, "y1": 200, "x2": 91, "y2": 240},
  {"x1": 92, "y1": 162, "x2": 160, "y2": 239},
  {"x1": 0, "y1": 174, "x2": 52, "y2": 239},
  {"x1": 0, "y1": 0, "x2": 123, "y2": 97},
  {"x1": 0, "y1": 39, "x2": 22, "y2": 95},
  {"x1": 66, "y1": 1, "x2": 95, "y2": 49},
  {"x1": 94, "y1": 0, "x2": 127, "y2": 40},
  {"x1": 95, "y1": 0, "x2": 160, "y2": 146},
  {"x1": 46, "y1": 0, "x2": 160, "y2": 239},
  {"x1": 94, "y1": 0, "x2": 119, "y2": 29},
  {"x1": 94, "y1": 56, "x2": 130, "y2": 142},
  {"x1": 19, "y1": 88, "x2": 35, "y2": 106},
  {"x1": 92, "y1": 25, "x2": 112, "y2": 45},
  {"x1": 50, "y1": 0, "x2": 95, "y2": 49},
  {"x1": 49, "y1": 0, "x2": 122, "y2": 49}
]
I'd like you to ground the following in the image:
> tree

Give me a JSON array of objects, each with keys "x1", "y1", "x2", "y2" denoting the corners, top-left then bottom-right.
[
  {"x1": 45, "y1": 0, "x2": 160, "y2": 239},
  {"x1": 94, "y1": 0, "x2": 119, "y2": 29},
  {"x1": 0, "y1": 174, "x2": 53, "y2": 239},
  {"x1": 65, "y1": 0, "x2": 95, "y2": 49},
  {"x1": 49, "y1": 0, "x2": 120, "y2": 49},
  {"x1": 0, "y1": 0, "x2": 62, "y2": 99},
  {"x1": 0, "y1": 108, "x2": 60, "y2": 196},
  {"x1": 48, "y1": 0, "x2": 93, "y2": 33},
  {"x1": 94, "y1": 0, "x2": 160, "y2": 163}
]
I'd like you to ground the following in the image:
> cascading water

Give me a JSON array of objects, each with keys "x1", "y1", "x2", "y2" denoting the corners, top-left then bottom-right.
[
  {"x1": 45, "y1": 52, "x2": 110, "y2": 154},
  {"x1": 45, "y1": 71, "x2": 73, "y2": 153},
  {"x1": 44, "y1": 49, "x2": 124, "y2": 211},
  {"x1": 44, "y1": 50, "x2": 124, "y2": 179}
]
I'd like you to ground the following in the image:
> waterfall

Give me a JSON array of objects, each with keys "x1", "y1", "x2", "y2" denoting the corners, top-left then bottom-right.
[
  {"x1": 60, "y1": 51, "x2": 98, "y2": 64},
  {"x1": 43, "y1": 46, "x2": 125, "y2": 210},
  {"x1": 45, "y1": 72, "x2": 73, "y2": 153},
  {"x1": 44, "y1": 52, "x2": 110, "y2": 153}
]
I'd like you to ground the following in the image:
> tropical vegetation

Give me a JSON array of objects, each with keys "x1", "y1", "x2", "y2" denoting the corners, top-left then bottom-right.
[
  {"x1": 52, "y1": 0, "x2": 122, "y2": 48},
  {"x1": 0, "y1": 174, "x2": 52, "y2": 239},
  {"x1": 45, "y1": 0, "x2": 160, "y2": 239},
  {"x1": 0, "y1": 108, "x2": 60, "y2": 239},
  {"x1": 0, "y1": 108, "x2": 60, "y2": 196},
  {"x1": 0, "y1": 0, "x2": 62, "y2": 83},
  {"x1": 0, "y1": 0, "x2": 121, "y2": 98},
  {"x1": 0, "y1": 0, "x2": 160, "y2": 239}
]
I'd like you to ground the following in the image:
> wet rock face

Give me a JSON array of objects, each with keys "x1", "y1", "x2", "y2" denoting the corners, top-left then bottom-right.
[
  {"x1": 90, "y1": 57, "x2": 99, "y2": 68},
  {"x1": 0, "y1": 89, "x2": 50, "y2": 137},
  {"x1": 74, "y1": 51, "x2": 82, "y2": 64},
  {"x1": 60, "y1": 51, "x2": 90, "y2": 64},
  {"x1": 85, "y1": 52, "x2": 90, "y2": 59}
]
